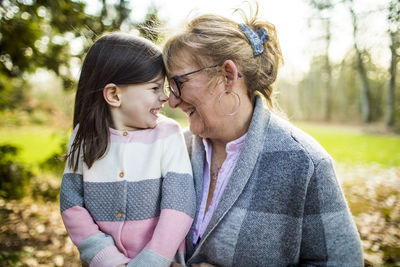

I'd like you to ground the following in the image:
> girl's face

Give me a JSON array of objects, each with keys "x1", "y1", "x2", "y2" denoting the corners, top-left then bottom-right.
[{"x1": 115, "y1": 75, "x2": 168, "y2": 131}]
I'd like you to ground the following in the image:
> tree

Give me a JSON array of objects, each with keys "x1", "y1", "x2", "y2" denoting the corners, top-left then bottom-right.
[
  {"x1": 307, "y1": 0, "x2": 335, "y2": 121},
  {"x1": 0, "y1": 0, "x2": 95, "y2": 110},
  {"x1": 136, "y1": 5, "x2": 163, "y2": 44},
  {"x1": 386, "y1": 0, "x2": 400, "y2": 127},
  {"x1": 345, "y1": 0, "x2": 372, "y2": 123},
  {"x1": 0, "y1": 0, "x2": 164, "y2": 111}
]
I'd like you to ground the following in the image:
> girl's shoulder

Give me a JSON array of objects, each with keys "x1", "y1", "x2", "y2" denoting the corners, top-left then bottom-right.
[{"x1": 155, "y1": 115, "x2": 182, "y2": 133}]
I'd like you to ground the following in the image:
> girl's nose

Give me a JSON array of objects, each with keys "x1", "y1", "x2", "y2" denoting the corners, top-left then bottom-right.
[
  {"x1": 159, "y1": 91, "x2": 169, "y2": 103},
  {"x1": 168, "y1": 93, "x2": 182, "y2": 108}
]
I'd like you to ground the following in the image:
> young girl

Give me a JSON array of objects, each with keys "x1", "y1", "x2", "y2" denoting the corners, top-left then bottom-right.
[{"x1": 60, "y1": 32, "x2": 196, "y2": 267}]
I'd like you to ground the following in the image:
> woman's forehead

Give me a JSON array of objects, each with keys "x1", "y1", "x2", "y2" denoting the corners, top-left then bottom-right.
[{"x1": 167, "y1": 50, "x2": 211, "y2": 75}]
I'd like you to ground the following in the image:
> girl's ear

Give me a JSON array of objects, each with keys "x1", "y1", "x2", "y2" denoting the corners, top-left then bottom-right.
[
  {"x1": 103, "y1": 83, "x2": 121, "y2": 107},
  {"x1": 222, "y1": 60, "x2": 239, "y2": 89}
]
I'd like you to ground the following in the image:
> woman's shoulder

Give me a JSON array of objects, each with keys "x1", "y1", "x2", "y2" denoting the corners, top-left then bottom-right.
[{"x1": 266, "y1": 114, "x2": 331, "y2": 163}]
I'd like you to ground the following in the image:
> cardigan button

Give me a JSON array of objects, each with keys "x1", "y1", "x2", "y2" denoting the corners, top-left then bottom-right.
[
  {"x1": 119, "y1": 172, "x2": 124, "y2": 178},
  {"x1": 117, "y1": 211, "x2": 123, "y2": 218}
]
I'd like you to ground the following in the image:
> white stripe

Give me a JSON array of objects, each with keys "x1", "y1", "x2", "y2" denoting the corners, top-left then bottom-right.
[{"x1": 64, "y1": 132, "x2": 192, "y2": 183}]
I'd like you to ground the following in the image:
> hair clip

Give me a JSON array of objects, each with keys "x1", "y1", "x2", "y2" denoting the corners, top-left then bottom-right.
[{"x1": 238, "y1": 23, "x2": 269, "y2": 56}]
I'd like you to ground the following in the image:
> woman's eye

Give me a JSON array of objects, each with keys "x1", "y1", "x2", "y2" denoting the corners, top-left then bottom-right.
[{"x1": 152, "y1": 87, "x2": 160, "y2": 91}]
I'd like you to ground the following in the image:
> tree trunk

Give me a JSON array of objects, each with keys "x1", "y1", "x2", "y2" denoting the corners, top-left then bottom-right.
[
  {"x1": 386, "y1": 1, "x2": 399, "y2": 127},
  {"x1": 324, "y1": 19, "x2": 333, "y2": 121},
  {"x1": 350, "y1": 6, "x2": 371, "y2": 123}
]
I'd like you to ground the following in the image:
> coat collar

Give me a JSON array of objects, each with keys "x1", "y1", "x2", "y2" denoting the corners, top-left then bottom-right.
[{"x1": 188, "y1": 96, "x2": 271, "y2": 256}]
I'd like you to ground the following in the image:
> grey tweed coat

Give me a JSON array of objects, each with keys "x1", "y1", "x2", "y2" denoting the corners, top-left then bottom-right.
[{"x1": 183, "y1": 96, "x2": 363, "y2": 266}]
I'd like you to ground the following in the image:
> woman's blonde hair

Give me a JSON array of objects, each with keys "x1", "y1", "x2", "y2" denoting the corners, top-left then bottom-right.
[{"x1": 162, "y1": 4, "x2": 283, "y2": 108}]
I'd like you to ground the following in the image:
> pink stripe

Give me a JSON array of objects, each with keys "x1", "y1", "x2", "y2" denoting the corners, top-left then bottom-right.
[
  {"x1": 178, "y1": 240, "x2": 186, "y2": 252},
  {"x1": 97, "y1": 217, "x2": 159, "y2": 259},
  {"x1": 61, "y1": 206, "x2": 101, "y2": 245},
  {"x1": 90, "y1": 246, "x2": 130, "y2": 267},
  {"x1": 146, "y1": 209, "x2": 193, "y2": 260},
  {"x1": 96, "y1": 221, "x2": 126, "y2": 255},
  {"x1": 109, "y1": 116, "x2": 180, "y2": 144}
]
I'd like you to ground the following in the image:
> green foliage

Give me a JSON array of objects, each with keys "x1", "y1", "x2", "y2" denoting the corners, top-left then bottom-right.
[
  {"x1": 39, "y1": 138, "x2": 67, "y2": 175},
  {"x1": 0, "y1": 128, "x2": 66, "y2": 202},
  {"x1": 0, "y1": 0, "x2": 163, "y2": 111},
  {"x1": 136, "y1": 5, "x2": 164, "y2": 44},
  {"x1": 31, "y1": 176, "x2": 61, "y2": 202},
  {"x1": 0, "y1": 73, "x2": 25, "y2": 110},
  {"x1": 0, "y1": 145, "x2": 33, "y2": 200},
  {"x1": 0, "y1": 0, "x2": 87, "y2": 79},
  {"x1": 0, "y1": 250, "x2": 29, "y2": 267}
]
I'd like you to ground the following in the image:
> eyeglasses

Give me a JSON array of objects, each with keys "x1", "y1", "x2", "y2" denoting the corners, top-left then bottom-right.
[
  {"x1": 167, "y1": 63, "x2": 243, "y2": 98},
  {"x1": 166, "y1": 64, "x2": 221, "y2": 98}
]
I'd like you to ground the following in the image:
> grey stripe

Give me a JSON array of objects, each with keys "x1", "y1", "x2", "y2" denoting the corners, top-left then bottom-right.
[
  {"x1": 233, "y1": 212, "x2": 302, "y2": 266},
  {"x1": 85, "y1": 179, "x2": 161, "y2": 221},
  {"x1": 78, "y1": 232, "x2": 115, "y2": 263},
  {"x1": 127, "y1": 248, "x2": 171, "y2": 267},
  {"x1": 61, "y1": 173, "x2": 194, "y2": 221},
  {"x1": 237, "y1": 150, "x2": 311, "y2": 218},
  {"x1": 161, "y1": 172, "x2": 196, "y2": 218},
  {"x1": 60, "y1": 173, "x2": 84, "y2": 212}
]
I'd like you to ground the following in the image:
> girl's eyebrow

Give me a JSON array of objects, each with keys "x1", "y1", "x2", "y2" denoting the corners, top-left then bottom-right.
[
  {"x1": 147, "y1": 81, "x2": 163, "y2": 87},
  {"x1": 147, "y1": 78, "x2": 165, "y2": 86}
]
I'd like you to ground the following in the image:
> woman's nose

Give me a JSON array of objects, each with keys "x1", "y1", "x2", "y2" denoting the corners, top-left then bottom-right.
[{"x1": 168, "y1": 93, "x2": 181, "y2": 108}]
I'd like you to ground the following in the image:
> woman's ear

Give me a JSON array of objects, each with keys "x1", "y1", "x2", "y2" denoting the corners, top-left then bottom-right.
[
  {"x1": 222, "y1": 60, "x2": 239, "y2": 89},
  {"x1": 103, "y1": 83, "x2": 121, "y2": 107}
]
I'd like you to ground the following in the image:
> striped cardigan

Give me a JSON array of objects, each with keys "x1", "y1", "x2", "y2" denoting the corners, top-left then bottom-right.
[
  {"x1": 60, "y1": 116, "x2": 196, "y2": 267},
  {"x1": 184, "y1": 96, "x2": 363, "y2": 266}
]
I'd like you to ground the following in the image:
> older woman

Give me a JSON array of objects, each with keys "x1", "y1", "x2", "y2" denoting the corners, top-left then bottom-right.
[{"x1": 163, "y1": 6, "x2": 363, "y2": 267}]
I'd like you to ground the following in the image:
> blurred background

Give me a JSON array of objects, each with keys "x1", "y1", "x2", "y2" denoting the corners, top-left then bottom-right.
[{"x1": 0, "y1": 0, "x2": 399, "y2": 266}]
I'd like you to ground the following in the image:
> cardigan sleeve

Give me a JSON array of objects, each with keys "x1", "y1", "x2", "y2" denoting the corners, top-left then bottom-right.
[
  {"x1": 60, "y1": 128, "x2": 130, "y2": 267},
  {"x1": 128, "y1": 122, "x2": 196, "y2": 266},
  {"x1": 299, "y1": 157, "x2": 363, "y2": 266}
]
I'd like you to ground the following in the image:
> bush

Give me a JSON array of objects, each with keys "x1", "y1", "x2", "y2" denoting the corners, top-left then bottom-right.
[
  {"x1": 31, "y1": 176, "x2": 61, "y2": 202},
  {"x1": 0, "y1": 145, "x2": 33, "y2": 199},
  {"x1": 0, "y1": 250, "x2": 29, "y2": 267},
  {"x1": 39, "y1": 139, "x2": 67, "y2": 176}
]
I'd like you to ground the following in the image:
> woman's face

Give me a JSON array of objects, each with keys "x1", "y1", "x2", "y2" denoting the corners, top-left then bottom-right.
[{"x1": 167, "y1": 58, "x2": 225, "y2": 139}]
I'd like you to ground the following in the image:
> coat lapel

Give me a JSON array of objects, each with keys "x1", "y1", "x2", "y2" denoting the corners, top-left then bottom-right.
[
  {"x1": 186, "y1": 133, "x2": 205, "y2": 255},
  {"x1": 191, "y1": 134, "x2": 206, "y2": 211},
  {"x1": 195, "y1": 96, "x2": 271, "y2": 251}
]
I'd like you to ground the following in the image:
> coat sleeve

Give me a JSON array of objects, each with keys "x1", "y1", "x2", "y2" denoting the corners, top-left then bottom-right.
[
  {"x1": 60, "y1": 128, "x2": 130, "y2": 267},
  {"x1": 299, "y1": 157, "x2": 364, "y2": 266},
  {"x1": 128, "y1": 122, "x2": 196, "y2": 267}
]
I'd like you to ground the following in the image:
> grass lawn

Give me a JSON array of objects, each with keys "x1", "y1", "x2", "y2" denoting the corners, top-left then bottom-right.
[
  {"x1": 0, "y1": 126, "x2": 69, "y2": 167},
  {"x1": 295, "y1": 122, "x2": 400, "y2": 168},
  {"x1": 0, "y1": 122, "x2": 399, "y2": 168}
]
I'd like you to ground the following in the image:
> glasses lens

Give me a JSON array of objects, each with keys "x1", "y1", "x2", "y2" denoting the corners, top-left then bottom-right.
[{"x1": 168, "y1": 79, "x2": 180, "y2": 98}]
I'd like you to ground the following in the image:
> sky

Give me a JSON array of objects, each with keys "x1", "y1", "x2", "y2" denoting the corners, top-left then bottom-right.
[{"x1": 83, "y1": 0, "x2": 391, "y2": 83}]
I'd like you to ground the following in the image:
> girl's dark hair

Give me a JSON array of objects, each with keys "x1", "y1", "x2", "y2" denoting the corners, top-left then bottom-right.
[{"x1": 68, "y1": 32, "x2": 165, "y2": 171}]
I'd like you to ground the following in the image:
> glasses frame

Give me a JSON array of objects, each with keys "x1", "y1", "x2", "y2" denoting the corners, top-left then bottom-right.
[
  {"x1": 167, "y1": 64, "x2": 221, "y2": 98},
  {"x1": 167, "y1": 63, "x2": 243, "y2": 98}
]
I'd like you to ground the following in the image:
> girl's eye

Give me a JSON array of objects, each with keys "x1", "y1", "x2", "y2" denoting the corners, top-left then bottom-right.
[{"x1": 152, "y1": 87, "x2": 160, "y2": 91}]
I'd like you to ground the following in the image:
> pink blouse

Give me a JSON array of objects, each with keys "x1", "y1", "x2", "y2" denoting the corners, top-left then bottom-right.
[{"x1": 192, "y1": 133, "x2": 247, "y2": 245}]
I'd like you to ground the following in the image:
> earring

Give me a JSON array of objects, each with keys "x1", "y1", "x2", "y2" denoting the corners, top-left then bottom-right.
[{"x1": 218, "y1": 90, "x2": 241, "y2": 116}]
